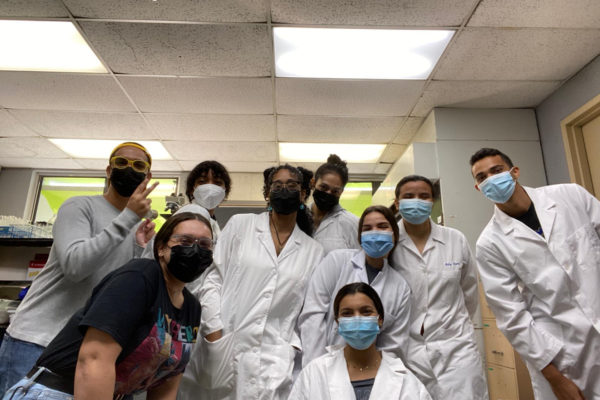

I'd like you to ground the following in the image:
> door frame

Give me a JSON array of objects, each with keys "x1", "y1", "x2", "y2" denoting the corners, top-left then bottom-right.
[{"x1": 560, "y1": 93, "x2": 600, "y2": 193}]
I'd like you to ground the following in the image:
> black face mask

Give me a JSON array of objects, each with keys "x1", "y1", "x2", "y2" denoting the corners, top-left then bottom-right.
[
  {"x1": 167, "y1": 244, "x2": 213, "y2": 283},
  {"x1": 110, "y1": 167, "x2": 146, "y2": 197},
  {"x1": 270, "y1": 189, "x2": 301, "y2": 215},
  {"x1": 312, "y1": 189, "x2": 339, "y2": 212}
]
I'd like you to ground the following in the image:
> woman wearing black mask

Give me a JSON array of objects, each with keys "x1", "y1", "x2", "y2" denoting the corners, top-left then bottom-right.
[
  {"x1": 4, "y1": 212, "x2": 212, "y2": 400},
  {"x1": 311, "y1": 154, "x2": 360, "y2": 254},
  {"x1": 186, "y1": 164, "x2": 324, "y2": 400}
]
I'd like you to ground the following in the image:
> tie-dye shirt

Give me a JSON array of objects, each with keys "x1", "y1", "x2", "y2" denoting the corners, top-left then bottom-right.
[{"x1": 36, "y1": 258, "x2": 201, "y2": 397}]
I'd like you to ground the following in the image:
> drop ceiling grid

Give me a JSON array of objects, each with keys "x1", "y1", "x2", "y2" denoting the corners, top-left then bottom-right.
[{"x1": 1, "y1": 0, "x2": 599, "y2": 173}]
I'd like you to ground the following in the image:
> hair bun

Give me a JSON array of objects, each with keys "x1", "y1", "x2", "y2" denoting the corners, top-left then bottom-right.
[{"x1": 327, "y1": 154, "x2": 346, "y2": 167}]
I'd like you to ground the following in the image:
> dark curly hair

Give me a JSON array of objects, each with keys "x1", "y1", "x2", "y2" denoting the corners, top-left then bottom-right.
[{"x1": 186, "y1": 161, "x2": 232, "y2": 202}]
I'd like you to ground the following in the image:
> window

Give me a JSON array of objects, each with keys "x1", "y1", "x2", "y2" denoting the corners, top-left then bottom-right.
[
  {"x1": 33, "y1": 175, "x2": 179, "y2": 231},
  {"x1": 339, "y1": 182, "x2": 373, "y2": 217}
]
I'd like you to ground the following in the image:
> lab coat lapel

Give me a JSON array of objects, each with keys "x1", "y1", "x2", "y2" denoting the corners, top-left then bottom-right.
[
  {"x1": 351, "y1": 250, "x2": 369, "y2": 283},
  {"x1": 278, "y1": 225, "x2": 301, "y2": 263},
  {"x1": 525, "y1": 186, "x2": 557, "y2": 242},
  {"x1": 493, "y1": 203, "x2": 545, "y2": 244},
  {"x1": 327, "y1": 348, "x2": 355, "y2": 399},
  {"x1": 371, "y1": 354, "x2": 406, "y2": 398},
  {"x1": 257, "y1": 213, "x2": 278, "y2": 264},
  {"x1": 397, "y1": 221, "x2": 423, "y2": 258}
]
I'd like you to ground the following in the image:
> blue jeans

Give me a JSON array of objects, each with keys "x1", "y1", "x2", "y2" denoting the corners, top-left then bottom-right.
[
  {"x1": 0, "y1": 335, "x2": 45, "y2": 397},
  {"x1": 2, "y1": 377, "x2": 72, "y2": 400}
]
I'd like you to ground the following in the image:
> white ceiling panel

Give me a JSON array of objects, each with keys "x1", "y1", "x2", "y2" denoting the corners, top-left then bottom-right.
[
  {"x1": 412, "y1": 80, "x2": 562, "y2": 116},
  {"x1": 64, "y1": 0, "x2": 267, "y2": 22},
  {"x1": 271, "y1": 0, "x2": 475, "y2": 26},
  {"x1": 0, "y1": 108, "x2": 38, "y2": 137},
  {"x1": 0, "y1": 157, "x2": 81, "y2": 169},
  {"x1": 374, "y1": 163, "x2": 393, "y2": 174},
  {"x1": 293, "y1": 161, "x2": 377, "y2": 175},
  {"x1": 276, "y1": 79, "x2": 425, "y2": 116},
  {"x1": 163, "y1": 141, "x2": 277, "y2": 162},
  {"x1": 0, "y1": 137, "x2": 68, "y2": 158},
  {"x1": 119, "y1": 76, "x2": 273, "y2": 114},
  {"x1": 0, "y1": 0, "x2": 67, "y2": 17},
  {"x1": 79, "y1": 22, "x2": 271, "y2": 76},
  {"x1": 379, "y1": 144, "x2": 407, "y2": 163},
  {"x1": 0, "y1": 72, "x2": 135, "y2": 112},
  {"x1": 145, "y1": 114, "x2": 275, "y2": 141},
  {"x1": 277, "y1": 115, "x2": 403, "y2": 143},
  {"x1": 392, "y1": 117, "x2": 424, "y2": 144},
  {"x1": 435, "y1": 28, "x2": 600, "y2": 81},
  {"x1": 469, "y1": 0, "x2": 600, "y2": 29},
  {"x1": 8, "y1": 110, "x2": 157, "y2": 139},
  {"x1": 203, "y1": 161, "x2": 275, "y2": 173}
]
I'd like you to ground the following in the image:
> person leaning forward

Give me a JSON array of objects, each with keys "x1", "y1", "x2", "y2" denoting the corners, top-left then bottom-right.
[
  {"x1": 0, "y1": 142, "x2": 158, "y2": 395},
  {"x1": 471, "y1": 147, "x2": 600, "y2": 400}
]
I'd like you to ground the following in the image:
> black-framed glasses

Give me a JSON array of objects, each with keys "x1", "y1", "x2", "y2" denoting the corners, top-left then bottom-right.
[
  {"x1": 270, "y1": 180, "x2": 301, "y2": 192},
  {"x1": 170, "y1": 234, "x2": 214, "y2": 250},
  {"x1": 110, "y1": 156, "x2": 150, "y2": 173}
]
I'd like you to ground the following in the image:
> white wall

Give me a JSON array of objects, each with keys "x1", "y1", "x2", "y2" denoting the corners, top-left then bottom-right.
[
  {"x1": 0, "y1": 168, "x2": 35, "y2": 218},
  {"x1": 536, "y1": 54, "x2": 600, "y2": 184}
]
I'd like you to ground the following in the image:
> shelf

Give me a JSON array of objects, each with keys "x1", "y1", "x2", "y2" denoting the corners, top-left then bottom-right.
[{"x1": 0, "y1": 238, "x2": 53, "y2": 247}]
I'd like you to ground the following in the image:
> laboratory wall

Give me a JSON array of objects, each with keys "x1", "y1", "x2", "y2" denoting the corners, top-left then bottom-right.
[
  {"x1": 0, "y1": 168, "x2": 35, "y2": 218},
  {"x1": 536, "y1": 54, "x2": 600, "y2": 184}
]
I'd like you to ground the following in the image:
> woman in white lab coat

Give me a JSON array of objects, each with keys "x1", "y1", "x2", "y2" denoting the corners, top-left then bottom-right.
[
  {"x1": 391, "y1": 175, "x2": 487, "y2": 399},
  {"x1": 178, "y1": 164, "x2": 324, "y2": 400},
  {"x1": 299, "y1": 205, "x2": 411, "y2": 366},
  {"x1": 311, "y1": 154, "x2": 360, "y2": 254},
  {"x1": 290, "y1": 282, "x2": 431, "y2": 400}
]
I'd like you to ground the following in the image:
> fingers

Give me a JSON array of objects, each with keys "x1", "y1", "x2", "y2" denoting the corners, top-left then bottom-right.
[
  {"x1": 142, "y1": 181, "x2": 159, "y2": 198},
  {"x1": 133, "y1": 177, "x2": 150, "y2": 195}
]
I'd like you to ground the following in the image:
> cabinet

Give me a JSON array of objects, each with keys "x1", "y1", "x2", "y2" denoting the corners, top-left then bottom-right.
[
  {"x1": 0, "y1": 238, "x2": 53, "y2": 282},
  {"x1": 480, "y1": 283, "x2": 534, "y2": 400}
]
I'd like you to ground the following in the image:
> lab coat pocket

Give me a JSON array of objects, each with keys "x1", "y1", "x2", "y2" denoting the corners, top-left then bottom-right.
[
  {"x1": 440, "y1": 267, "x2": 461, "y2": 307},
  {"x1": 261, "y1": 341, "x2": 296, "y2": 394},
  {"x1": 198, "y1": 331, "x2": 236, "y2": 390}
]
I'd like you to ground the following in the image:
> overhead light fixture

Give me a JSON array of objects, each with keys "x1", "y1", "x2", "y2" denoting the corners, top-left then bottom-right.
[
  {"x1": 49, "y1": 139, "x2": 171, "y2": 160},
  {"x1": 0, "y1": 20, "x2": 107, "y2": 73},
  {"x1": 279, "y1": 143, "x2": 385, "y2": 163},
  {"x1": 274, "y1": 27, "x2": 454, "y2": 79}
]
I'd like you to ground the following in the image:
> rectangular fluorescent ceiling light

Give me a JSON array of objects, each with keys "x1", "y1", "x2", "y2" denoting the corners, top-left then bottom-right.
[
  {"x1": 279, "y1": 143, "x2": 385, "y2": 163},
  {"x1": 49, "y1": 139, "x2": 171, "y2": 160},
  {"x1": 274, "y1": 27, "x2": 454, "y2": 79},
  {"x1": 0, "y1": 20, "x2": 107, "y2": 73}
]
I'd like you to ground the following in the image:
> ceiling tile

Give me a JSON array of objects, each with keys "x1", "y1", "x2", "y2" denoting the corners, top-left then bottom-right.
[
  {"x1": 374, "y1": 163, "x2": 393, "y2": 174},
  {"x1": 0, "y1": 72, "x2": 135, "y2": 112},
  {"x1": 145, "y1": 114, "x2": 275, "y2": 141},
  {"x1": 64, "y1": 0, "x2": 267, "y2": 22},
  {"x1": 276, "y1": 79, "x2": 425, "y2": 116},
  {"x1": 379, "y1": 144, "x2": 407, "y2": 163},
  {"x1": 392, "y1": 117, "x2": 424, "y2": 144},
  {"x1": 435, "y1": 28, "x2": 600, "y2": 81},
  {"x1": 412, "y1": 80, "x2": 562, "y2": 116},
  {"x1": 197, "y1": 161, "x2": 275, "y2": 173},
  {"x1": 277, "y1": 115, "x2": 403, "y2": 143},
  {"x1": 0, "y1": 0, "x2": 67, "y2": 17},
  {"x1": 0, "y1": 109, "x2": 38, "y2": 137},
  {"x1": 0, "y1": 158, "x2": 81, "y2": 169},
  {"x1": 9, "y1": 110, "x2": 157, "y2": 140},
  {"x1": 0, "y1": 137, "x2": 69, "y2": 158},
  {"x1": 469, "y1": 0, "x2": 600, "y2": 29},
  {"x1": 271, "y1": 0, "x2": 474, "y2": 26},
  {"x1": 347, "y1": 163, "x2": 377, "y2": 174},
  {"x1": 79, "y1": 22, "x2": 271, "y2": 76},
  {"x1": 163, "y1": 141, "x2": 277, "y2": 162},
  {"x1": 119, "y1": 76, "x2": 273, "y2": 114}
]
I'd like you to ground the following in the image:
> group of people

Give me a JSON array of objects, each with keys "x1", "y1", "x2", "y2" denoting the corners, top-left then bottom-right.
[{"x1": 0, "y1": 142, "x2": 598, "y2": 400}]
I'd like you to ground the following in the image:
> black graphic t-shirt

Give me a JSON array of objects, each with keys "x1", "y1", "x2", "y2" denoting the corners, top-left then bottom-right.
[{"x1": 37, "y1": 258, "x2": 200, "y2": 396}]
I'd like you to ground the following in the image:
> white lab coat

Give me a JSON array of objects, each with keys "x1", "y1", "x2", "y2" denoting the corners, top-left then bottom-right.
[
  {"x1": 312, "y1": 204, "x2": 360, "y2": 254},
  {"x1": 289, "y1": 345, "x2": 432, "y2": 400},
  {"x1": 476, "y1": 184, "x2": 600, "y2": 399},
  {"x1": 299, "y1": 249, "x2": 411, "y2": 366},
  {"x1": 392, "y1": 220, "x2": 487, "y2": 400},
  {"x1": 178, "y1": 212, "x2": 324, "y2": 400}
]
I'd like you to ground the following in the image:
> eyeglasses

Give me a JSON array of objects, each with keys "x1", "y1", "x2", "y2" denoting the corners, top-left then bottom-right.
[
  {"x1": 270, "y1": 180, "x2": 301, "y2": 192},
  {"x1": 170, "y1": 234, "x2": 214, "y2": 250},
  {"x1": 110, "y1": 156, "x2": 150, "y2": 173}
]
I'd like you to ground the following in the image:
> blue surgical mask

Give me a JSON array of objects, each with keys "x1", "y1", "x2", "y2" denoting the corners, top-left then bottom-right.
[
  {"x1": 338, "y1": 316, "x2": 380, "y2": 350},
  {"x1": 398, "y1": 199, "x2": 433, "y2": 225},
  {"x1": 361, "y1": 231, "x2": 394, "y2": 258},
  {"x1": 478, "y1": 170, "x2": 516, "y2": 204}
]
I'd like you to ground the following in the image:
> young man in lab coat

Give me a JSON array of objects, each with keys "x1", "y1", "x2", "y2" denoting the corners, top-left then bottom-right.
[
  {"x1": 471, "y1": 148, "x2": 600, "y2": 400},
  {"x1": 0, "y1": 142, "x2": 157, "y2": 396}
]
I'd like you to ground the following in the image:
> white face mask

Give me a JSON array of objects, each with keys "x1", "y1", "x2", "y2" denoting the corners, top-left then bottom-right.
[{"x1": 193, "y1": 184, "x2": 226, "y2": 210}]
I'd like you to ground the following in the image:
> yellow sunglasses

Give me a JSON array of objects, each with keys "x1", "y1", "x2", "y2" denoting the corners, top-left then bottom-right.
[{"x1": 110, "y1": 156, "x2": 150, "y2": 173}]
